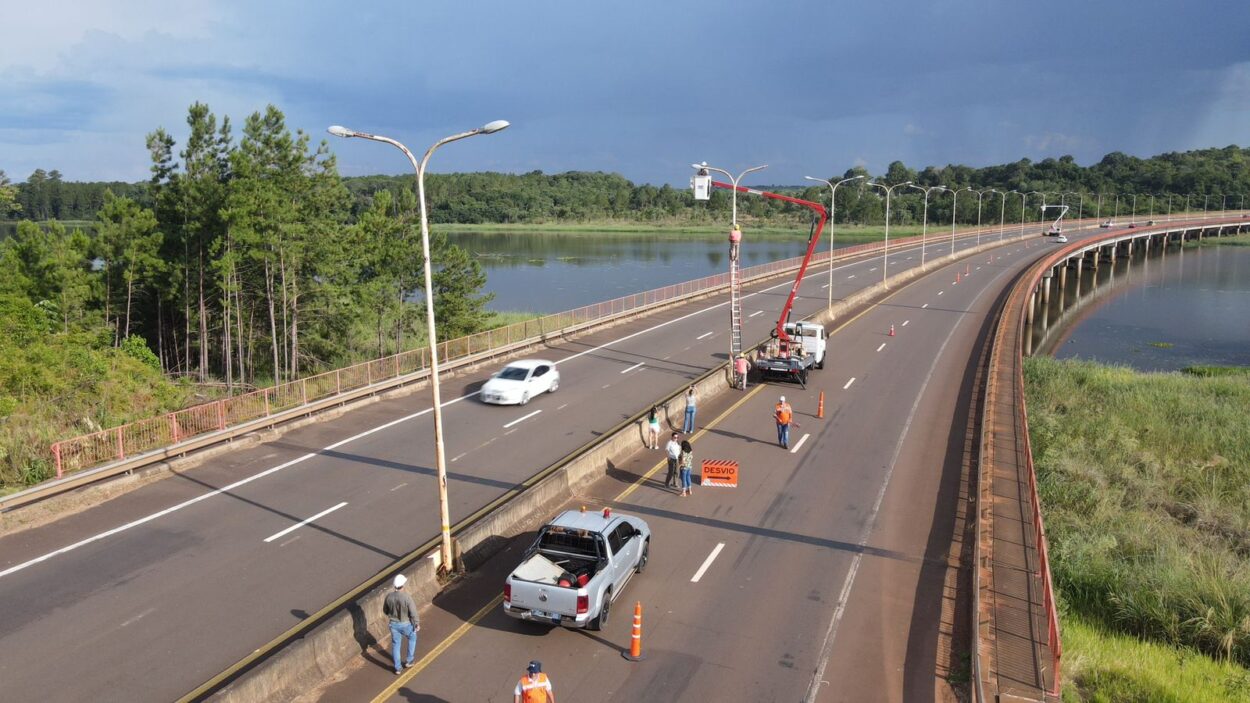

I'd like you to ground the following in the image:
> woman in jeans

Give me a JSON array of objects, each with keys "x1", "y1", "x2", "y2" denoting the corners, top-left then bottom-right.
[{"x1": 678, "y1": 440, "x2": 694, "y2": 497}]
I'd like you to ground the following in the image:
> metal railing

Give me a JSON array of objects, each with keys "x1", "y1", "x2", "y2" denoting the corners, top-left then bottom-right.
[
  {"x1": 43, "y1": 215, "x2": 1042, "y2": 485},
  {"x1": 48, "y1": 241, "x2": 898, "y2": 479}
]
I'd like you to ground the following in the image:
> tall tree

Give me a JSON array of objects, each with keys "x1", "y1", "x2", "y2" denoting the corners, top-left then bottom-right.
[{"x1": 95, "y1": 193, "x2": 163, "y2": 342}]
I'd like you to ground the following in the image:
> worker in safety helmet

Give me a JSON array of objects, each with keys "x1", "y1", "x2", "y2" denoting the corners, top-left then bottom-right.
[
  {"x1": 514, "y1": 660, "x2": 554, "y2": 703},
  {"x1": 774, "y1": 395, "x2": 794, "y2": 449}
]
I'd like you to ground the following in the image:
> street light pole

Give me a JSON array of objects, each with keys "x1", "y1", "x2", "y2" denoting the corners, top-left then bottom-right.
[
  {"x1": 806, "y1": 175, "x2": 864, "y2": 309},
  {"x1": 948, "y1": 186, "x2": 973, "y2": 253},
  {"x1": 975, "y1": 188, "x2": 993, "y2": 246},
  {"x1": 868, "y1": 180, "x2": 911, "y2": 287},
  {"x1": 990, "y1": 188, "x2": 1006, "y2": 241},
  {"x1": 327, "y1": 119, "x2": 510, "y2": 572},
  {"x1": 1096, "y1": 192, "x2": 1103, "y2": 221},
  {"x1": 693, "y1": 162, "x2": 768, "y2": 227},
  {"x1": 908, "y1": 184, "x2": 944, "y2": 269}
]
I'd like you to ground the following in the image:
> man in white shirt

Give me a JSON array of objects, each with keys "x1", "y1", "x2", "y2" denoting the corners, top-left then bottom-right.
[{"x1": 665, "y1": 432, "x2": 682, "y2": 489}]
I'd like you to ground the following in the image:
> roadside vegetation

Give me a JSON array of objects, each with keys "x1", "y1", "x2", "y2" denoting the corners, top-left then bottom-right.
[{"x1": 1024, "y1": 357, "x2": 1250, "y2": 698}]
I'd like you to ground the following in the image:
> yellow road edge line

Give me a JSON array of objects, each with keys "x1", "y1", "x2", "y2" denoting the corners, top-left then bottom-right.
[
  {"x1": 372, "y1": 594, "x2": 505, "y2": 703},
  {"x1": 370, "y1": 279, "x2": 913, "y2": 700}
]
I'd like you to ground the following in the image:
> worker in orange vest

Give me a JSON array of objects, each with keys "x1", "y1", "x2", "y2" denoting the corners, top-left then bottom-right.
[
  {"x1": 514, "y1": 660, "x2": 555, "y2": 703},
  {"x1": 774, "y1": 396, "x2": 795, "y2": 449}
]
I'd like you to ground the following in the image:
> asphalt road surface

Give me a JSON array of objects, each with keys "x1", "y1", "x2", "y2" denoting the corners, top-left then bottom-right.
[{"x1": 0, "y1": 227, "x2": 1072, "y2": 702}]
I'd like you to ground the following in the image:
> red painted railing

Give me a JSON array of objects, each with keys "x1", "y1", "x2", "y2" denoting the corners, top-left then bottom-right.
[{"x1": 48, "y1": 238, "x2": 898, "y2": 478}]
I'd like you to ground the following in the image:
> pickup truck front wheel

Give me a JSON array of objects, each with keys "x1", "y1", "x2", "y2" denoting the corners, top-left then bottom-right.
[{"x1": 589, "y1": 590, "x2": 611, "y2": 631}]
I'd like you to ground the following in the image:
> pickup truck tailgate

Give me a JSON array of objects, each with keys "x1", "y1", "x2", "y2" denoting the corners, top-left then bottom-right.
[{"x1": 509, "y1": 554, "x2": 580, "y2": 617}]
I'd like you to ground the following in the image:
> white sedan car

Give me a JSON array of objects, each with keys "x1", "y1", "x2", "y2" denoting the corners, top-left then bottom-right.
[{"x1": 480, "y1": 359, "x2": 560, "y2": 405}]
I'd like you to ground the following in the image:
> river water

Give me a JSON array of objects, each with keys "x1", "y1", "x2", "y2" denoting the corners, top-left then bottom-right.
[
  {"x1": 1049, "y1": 244, "x2": 1250, "y2": 371},
  {"x1": 450, "y1": 230, "x2": 828, "y2": 313}
]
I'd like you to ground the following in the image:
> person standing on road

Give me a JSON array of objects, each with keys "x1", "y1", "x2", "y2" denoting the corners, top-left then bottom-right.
[
  {"x1": 515, "y1": 660, "x2": 555, "y2": 703},
  {"x1": 734, "y1": 354, "x2": 749, "y2": 390},
  {"x1": 665, "y1": 432, "x2": 682, "y2": 489},
  {"x1": 774, "y1": 395, "x2": 794, "y2": 449},
  {"x1": 678, "y1": 439, "x2": 694, "y2": 496},
  {"x1": 646, "y1": 406, "x2": 661, "y2": 449},
  {"x1": 383, "y1": 574, "x2": 420, "y2": 675},
  {"x1": 683, "y1": 385, "x2": 697, "y2": 433}
]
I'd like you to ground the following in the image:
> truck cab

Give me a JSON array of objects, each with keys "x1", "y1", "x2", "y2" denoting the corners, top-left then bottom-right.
[{"x1": 783, "y1": 321, "x2": 827, "y2": 369}]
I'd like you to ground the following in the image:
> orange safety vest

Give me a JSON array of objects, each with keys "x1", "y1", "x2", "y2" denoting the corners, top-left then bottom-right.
[
  {"x1": 518, "y1": 672, "x2": 552, "y2": 703},
  {"x1": 775, "y1": 402, "x2": 792, "y2": 425}
]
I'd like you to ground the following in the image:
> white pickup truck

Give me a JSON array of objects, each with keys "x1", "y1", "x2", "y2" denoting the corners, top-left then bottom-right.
[{"x1": 503, "y1": 508, "x2": 650, "y2": 630}]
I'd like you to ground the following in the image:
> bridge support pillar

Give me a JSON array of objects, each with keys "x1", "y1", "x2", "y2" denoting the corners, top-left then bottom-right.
[
  {"x1": 1057, "y1": 263, "x2": 1067, "y2": 311},
  {"x1": 1074, "y1": 257, "x2": 1083, "y2": 298},
  {"x1": 1040, "y1": 276, "x2": 1052, "y2": 332}
]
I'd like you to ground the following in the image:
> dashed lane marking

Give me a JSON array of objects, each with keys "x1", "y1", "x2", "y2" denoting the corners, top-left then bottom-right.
[
  {"x1": 790, "y1": 433, "x2": 810, "y2": 454},
  {"x1": 691, "y1": 543, "x2": 726, "y2": 583},
  {"x1": 264, "y1": 502, "x2": 348, "y2": 543},
  {"x1": 843, "y1": 377, "x2": 856, "y2": 390},
  {"x1": 502, "y1": 410, "x2": 542, "y2": 429},
  {"x1": 621, "y1": 362, "x2": 644, "y2": 374}
]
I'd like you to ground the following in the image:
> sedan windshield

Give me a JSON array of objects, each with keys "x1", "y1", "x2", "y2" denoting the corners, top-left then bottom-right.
[{"x1": 497, "y1": 366, "x2": 530, "y2": 381}]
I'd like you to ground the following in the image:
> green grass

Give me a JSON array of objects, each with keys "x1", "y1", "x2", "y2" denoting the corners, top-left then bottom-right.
[
  {"x1": 1025, "y1": 357, "x2": 1250, "y2": 668},
  {"x1": 1061, "y1": 613, "x2": 1250, "y2": 702}
]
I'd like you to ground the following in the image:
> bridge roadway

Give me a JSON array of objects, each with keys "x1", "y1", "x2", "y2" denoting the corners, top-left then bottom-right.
[
  {"x1": 313, "y1": 232, "x2": 1074, "y2": 703},
  {"x1": 0, "y1": 227, "x2": 1061, "y2": 702}
]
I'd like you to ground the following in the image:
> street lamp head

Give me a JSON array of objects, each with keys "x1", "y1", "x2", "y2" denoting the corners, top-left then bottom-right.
[
  {"x1": 327, "y1": 125, "x2": 356, "y2": 139},
  {"x1": 480, "y1": 120, "x2": 510, "y2": 134},
  {"x1": 804, "y1": 176, "x2": 826, "y2": 184}
]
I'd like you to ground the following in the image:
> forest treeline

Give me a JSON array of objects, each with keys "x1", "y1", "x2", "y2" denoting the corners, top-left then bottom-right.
[{"x1": 7, "y1": 144, "x2": 1250, "y2": 229}]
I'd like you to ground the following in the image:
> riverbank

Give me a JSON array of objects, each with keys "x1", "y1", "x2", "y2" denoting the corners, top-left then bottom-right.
[
  {"x1": 1024, "y1": 357, "x2": 1250, "y2": 698},
  {"x1": 440, "y1": 221, "x2": 932, "y2": 243}
]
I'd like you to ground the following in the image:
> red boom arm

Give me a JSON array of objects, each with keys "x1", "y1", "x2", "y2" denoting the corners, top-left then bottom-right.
[{"x1": 711, "y1": 180, "x2": 828, "y2": 345}]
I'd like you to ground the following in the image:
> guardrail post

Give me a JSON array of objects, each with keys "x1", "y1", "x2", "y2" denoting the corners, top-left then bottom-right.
[
  {"x1": 117, "y1": 426, "x2": 125, "y2": 460},
  {"x1": 170, "y1": 413, "x2": 180, "y2": 444},
  {"x1": 264, "y1": 387, "x2": 271, "y2": 416},
  {"x1": 336, "y1": 369, "x2": 342, "y2": 394},
  {"x1": 394, "y1": 352, "x2": 400, "y2": 378},
  {"x1": 301, "y1": 378, "x2": 308, "y2": 405},
  {"x1": 53, "y1": 443, "x2": 63, "y2": 478},
  {"x1": 366, "y1": 362, "x2": 372, "y2": 386},
  {"x1": 217, "y1": 401, "x2": 226, "y2": 431}
]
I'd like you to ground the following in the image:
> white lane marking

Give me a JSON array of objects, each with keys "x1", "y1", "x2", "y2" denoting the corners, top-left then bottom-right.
[
  {"x1": 938, "y1": 290, "x2": 944, "y2": 295},
  {"x1": 556, "y1": 403, "x2": 569, "y2": 411},
  {"x1": 119, "y1": 607, "x2": 156, "y2": 629},
  {"x1": 803, "y1": 250, "x2": 1016, "y2": 703},
  {"x1": 696, "y1": 331, "x2": 713, "y2": 340},
  {"x1": 847, "y1": 274, "x2": 856, "y2": 280},
  {"x1": 821, "y1": 283, "x2": 830, "y2": 289},
  {"x1": 390, "y1": 483, "x2": 408, "y2": 492},
  {"x1": 976, "y1": 266, "x2": 982, "y2": 271},
  {"x1": 843, "y1": 378, "x2": 856, "y2": 390},
  {"x1": 876, "y1": 343, "x2": 886, "y2": 352},
  {"x1": 869, "y1": 267, "x2": 878, "y2": 272},
  {"x1": 503, "y1": 409, "x2": 542, "y2": 429},
  {"x1": 621, "y1": 362, "x2": 645, "y2": 374},
  {"x1": 451, "y1": 452, "x2": 466, "y2": 463},
  {"x1": 601, "y1": 384, "x2": 612, "y2": 389},
  {"x1": 790, "y1": 434, "x2": 810, "y2": 454},
  {"x1": 749, "y1": 310, "x2": 764, "y2": 317},
  {"x1": 906, "y1": 256, "x2": 913, "y2": 260},
  {"x1": 690, "y1": 542, "x2": 726, "y2": 583},
  {"x1": 902, "y1": 320, "x2": 910, "y2": 327},
  {"x1": 264, "y1": 502, "x2": 348, "y2": 543},
  {"x1": 922, "y1": 303, "x2": 929, "y2": 309},
  {"x1": 0, "y1": 246, "x2": 880, "y2": 579}
]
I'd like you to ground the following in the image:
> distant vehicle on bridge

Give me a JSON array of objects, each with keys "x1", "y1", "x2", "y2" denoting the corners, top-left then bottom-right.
[
  {"x1": 1100, "y1": 220, "x2": 1114, "y2": 228},
  {"x1": 1054, "y1": 234, "x2": 1068, "y2": 243},
  {"x1": 480, "y1": 359, "x2": 559, "y2": 405}
]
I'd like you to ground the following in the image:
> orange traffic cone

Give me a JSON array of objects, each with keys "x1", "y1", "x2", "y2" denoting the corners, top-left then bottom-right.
[
  {"x1": 623, "y1": 601, "x2": 645, "y2": 661},
  {"x1": 817, "y1": 391, "x2": 825, "y2": 419},
  {"x1": 889, "y1": 324, "x2": 895, "y2": 337}
]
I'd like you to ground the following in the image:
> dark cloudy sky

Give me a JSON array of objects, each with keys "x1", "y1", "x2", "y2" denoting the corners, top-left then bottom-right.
[{"x1": 3, "y1": 0, "x2": 1249, "y2": 186}]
